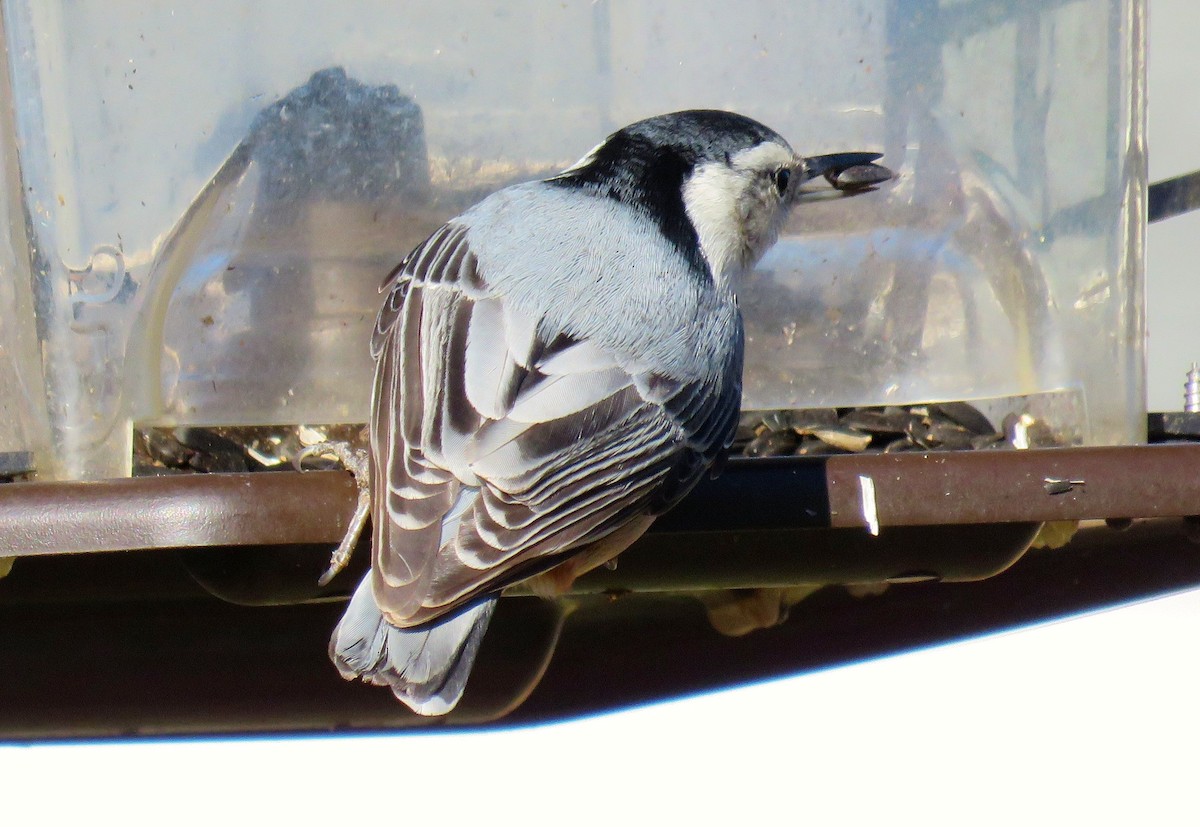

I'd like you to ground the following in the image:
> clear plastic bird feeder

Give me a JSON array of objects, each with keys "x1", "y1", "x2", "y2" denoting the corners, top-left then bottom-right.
[{"x1": 0, "y1": 0, "x2": 1144, "y2": 481}]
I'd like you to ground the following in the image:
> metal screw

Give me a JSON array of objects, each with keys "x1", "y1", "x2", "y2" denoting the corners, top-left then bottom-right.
[{"x1": 1186, "y1": 363, "x2": 1200, "y2": 413}]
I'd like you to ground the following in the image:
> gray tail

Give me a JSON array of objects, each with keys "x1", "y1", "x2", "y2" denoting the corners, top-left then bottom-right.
[{"x1": 330, "y1": 578, "x2": 497, "y2": 716}]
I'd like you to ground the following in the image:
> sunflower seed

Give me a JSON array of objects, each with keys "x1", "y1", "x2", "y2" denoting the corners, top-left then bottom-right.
[{"x1": 811, "y1": 426, "x2": 872, "y2": 452}]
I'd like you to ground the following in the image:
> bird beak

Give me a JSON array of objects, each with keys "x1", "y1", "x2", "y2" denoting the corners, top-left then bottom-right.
[
  {"x1": 801, "y1": 152, "x2": 883, "y2": 181},
  {"x1": 800, "y1": 152, "x2": 892, "y2": 193}
]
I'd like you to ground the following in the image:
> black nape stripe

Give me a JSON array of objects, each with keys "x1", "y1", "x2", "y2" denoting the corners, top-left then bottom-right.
[{"x1": 548, "y1": 110, "x2": 786, "y2": 280}]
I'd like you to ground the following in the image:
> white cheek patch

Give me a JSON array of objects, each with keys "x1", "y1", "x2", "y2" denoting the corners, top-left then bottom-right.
[
  {"x1": 681, "y1": 162, "x2": 746, "y2": 282},
  {"x1": 681, "y1": 142, "x2": 796, "y2": 284}
]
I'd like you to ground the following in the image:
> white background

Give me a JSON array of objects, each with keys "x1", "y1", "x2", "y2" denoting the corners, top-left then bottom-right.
[{"x1": 4, "y1": 2, "x2": 1200, "y2": 824}]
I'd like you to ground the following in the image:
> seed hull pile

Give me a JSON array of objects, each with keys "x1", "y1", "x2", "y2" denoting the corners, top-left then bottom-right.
[{"x1": 737, "y1": 401, "x2": 1062, "y2": 458}]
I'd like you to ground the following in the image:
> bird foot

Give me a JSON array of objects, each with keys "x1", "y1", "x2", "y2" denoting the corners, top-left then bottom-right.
[{"x1": 294, "y1": 441, "x2": 371, "y2": 586}]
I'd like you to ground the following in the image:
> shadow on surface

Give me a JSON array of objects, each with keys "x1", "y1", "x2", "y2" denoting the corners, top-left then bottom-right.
[{"x1": 1, "y1": 518, "x2": 1198, "y2": 741}]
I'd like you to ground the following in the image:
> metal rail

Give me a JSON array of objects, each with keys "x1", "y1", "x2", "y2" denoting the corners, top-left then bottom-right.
[{"x1": 3, "y1": 443, "x2": 1199, "y2": 558}]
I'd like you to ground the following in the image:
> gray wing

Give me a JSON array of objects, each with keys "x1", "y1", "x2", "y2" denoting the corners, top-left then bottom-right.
[{"x1": 370, "y1": 221, "x2": 741, "y2": 628}]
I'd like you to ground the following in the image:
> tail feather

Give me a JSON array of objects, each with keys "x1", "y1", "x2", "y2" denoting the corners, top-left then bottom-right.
[{"x1": 331, "y1": 578, "x2": 497, "y2": 716}]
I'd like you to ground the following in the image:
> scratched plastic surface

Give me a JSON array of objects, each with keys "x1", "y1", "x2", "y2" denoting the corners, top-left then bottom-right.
[{"x1": 0, "y1": 0, "x2": 1145, "y2": 479}]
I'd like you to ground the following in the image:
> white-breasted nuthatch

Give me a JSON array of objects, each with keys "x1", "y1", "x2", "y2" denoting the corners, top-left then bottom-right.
[{"x1": 325, "y1": 109, "x2": 889, "y2": 714}]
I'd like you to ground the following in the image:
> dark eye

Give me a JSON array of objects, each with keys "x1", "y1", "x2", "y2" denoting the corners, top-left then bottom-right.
[{"x1": 773, "y1": 167, "x2": 791, "y2": 195}]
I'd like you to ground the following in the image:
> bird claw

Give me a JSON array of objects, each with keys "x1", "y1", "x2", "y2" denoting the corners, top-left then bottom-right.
[
  {"x1": 294, "y1": 440, "x2": 369, "y2": 478},
  {"x1": 294, "y1": 441, "x2": 371, "y2": 586}
]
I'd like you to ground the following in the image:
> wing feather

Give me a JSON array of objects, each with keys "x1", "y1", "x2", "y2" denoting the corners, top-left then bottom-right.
[{"x1": 370, "y1": 219, "x2": 741, "y2": 627}]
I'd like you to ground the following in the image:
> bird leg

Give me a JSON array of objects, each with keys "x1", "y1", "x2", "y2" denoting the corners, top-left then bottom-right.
[{"x1": 294, "y1": 441, "x2": 371, "y2": 586}]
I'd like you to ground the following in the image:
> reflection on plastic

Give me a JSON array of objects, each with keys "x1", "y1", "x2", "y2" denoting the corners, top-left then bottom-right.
[
  {"x1": 0, "y1": 1, "x2": 1145, "y2": 479},
  {"x1": 131, "y1": 68, "x2": 434, "y2": 431}
]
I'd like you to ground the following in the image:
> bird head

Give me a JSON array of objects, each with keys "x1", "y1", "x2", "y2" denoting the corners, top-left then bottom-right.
[{"x1": 551, "y1": 110, "x2": 883, "y2": 289}]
